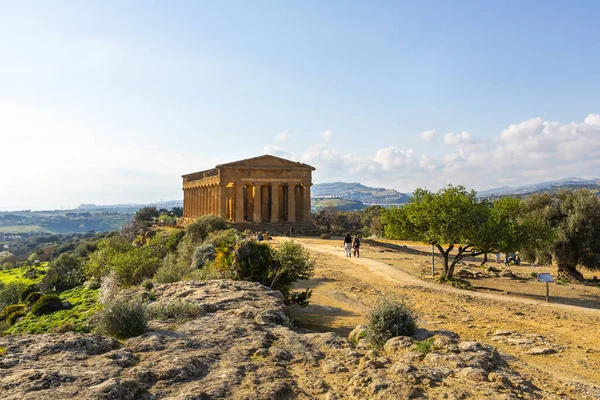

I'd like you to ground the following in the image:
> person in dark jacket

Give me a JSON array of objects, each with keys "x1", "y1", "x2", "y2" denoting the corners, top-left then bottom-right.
[
  {"x1": 344, "y1": 233, "x2": 352, "y2": 257},
  {"x1": 353, "y1": 236, "x2": 361, "y2": 258}
]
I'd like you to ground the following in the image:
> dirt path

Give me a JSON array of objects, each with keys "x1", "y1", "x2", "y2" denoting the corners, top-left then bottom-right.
[
  {"x1": 302, "y1": 242, "x2": 600, "y2": 315},
  {"x1": 278, "y1": 237, "x2": 600, "y2": 399}
]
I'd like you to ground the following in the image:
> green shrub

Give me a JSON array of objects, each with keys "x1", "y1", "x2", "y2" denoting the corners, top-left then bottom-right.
[
  {"x1": 31, "y1": 294, "x2": 63, "y2": 316},
  {"x1": 19, "y1": 284, "x2": 39, "y2": 303},
  {"x1": 438, "y1": 276, "x2": 474, "y2": 290},
  {"x1": 185, "y1": 215, "x2": 229, "y2": 244},
  {"x1": 24, "y1": 291, "x2": 43, "y2": 305},
  {"x1": 86, "y1": 236, "x2": 161, "y2": 286},
  {"x1": 147, "y1": 300, "x2": 204, "y2": 320},
  {"x1": 0, "y1": 282, "x2": 28, "y2": 309},
  {"x1": 153, "y1": 254, "x2": 193, "y2": 283},
  {"x1": 23, "y1": 268, "x2": 39, "y2": 280},
  {"x1": 234, "y1": 239, "x2": 273, "y2": 283},
  {"x1": 270, "y1": 240, "x2": 315, "y2": 301},
  {"x1": 530, "y1": 272, "x2": 538, "y2": 278},
  {"x1": 6, "y1": 310, "x2": 26, "y2": 325},
  {"x1": 95, "y1": 297, "x2": 147, "y2": 338},
  {"x1": 288, "y1": 289, "x2": 312, "y2": 307},
  {"x1": 231, "y1": 239, "x2": 315, "y2": 305},
  {"x1": 0, "y1": 304, "x2": 26, "y2": 321},
  {"x1": 141, "y1": 279, "x2": 154, "y2": 291},
  {"x1": 40, "y1": 253, "x2": 85, "y2": 293},
  {"x1": 366, "y1": 298, "x2": 418, "y2": 348},
  {"x1": 411, "y1": 338, "x2": 438, "y2": 359},
  {"x1": 205, "y1": 229, "x2": 239, "y2": 249},
  {"x1": 164, "y1": 229, "x2": 185, "y2": 252},
  {"x1": 176, "y1": 216, "x2": 229, "y2": 268},
  {"x1": 191, "y1": 243, "x2": 216, "y2": 269}
]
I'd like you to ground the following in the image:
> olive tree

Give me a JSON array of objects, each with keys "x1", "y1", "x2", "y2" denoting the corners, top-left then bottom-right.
[
  {"x1": 525, "y1": 190, "x2": 600, "y2": 281},
  {"x1": 383, "y1": 185, "x2": 488, "y2": 279}
]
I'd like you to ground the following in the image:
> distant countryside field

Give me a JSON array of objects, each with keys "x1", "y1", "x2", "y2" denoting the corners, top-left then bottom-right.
[{"x1": 0, "y1": 225, "x2": 52, "y2": 234}]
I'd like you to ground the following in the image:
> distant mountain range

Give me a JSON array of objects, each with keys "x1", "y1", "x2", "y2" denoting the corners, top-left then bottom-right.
[
  {"x1": 478, "y1": 177, "x2": 600, "y2": 197},
  {"x1": 312, "y1": 182, "x2": 411, "y2": 205}
]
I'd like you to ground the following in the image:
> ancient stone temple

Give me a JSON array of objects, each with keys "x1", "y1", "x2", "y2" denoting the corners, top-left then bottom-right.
[{"x1": 182, "y1": 155, "x2": 316, "y2": 230}]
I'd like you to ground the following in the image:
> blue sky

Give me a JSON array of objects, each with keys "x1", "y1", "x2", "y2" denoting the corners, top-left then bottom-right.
[{"x1": 1, "y1": 1, "x2": 600, "y2": 209}]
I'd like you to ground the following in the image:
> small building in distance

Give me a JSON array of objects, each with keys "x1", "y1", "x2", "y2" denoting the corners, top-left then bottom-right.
[{"x1": 182, "y1": 155, "x2": 317, "y2": 233}]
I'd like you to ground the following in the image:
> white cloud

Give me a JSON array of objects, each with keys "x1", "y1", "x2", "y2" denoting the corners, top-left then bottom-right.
[
  {"x1": 278, "y1": 113, "x2": 600, "y2": 193},
  {"x1": 374, "y1": 147, "x2": 414, "y2": 171},
  {"x1": 419, "y1": 129, "x2": 437, "y2": 142},
  {"x1": 320, "y1": 130, "x2": 334, "y2": 141},
  {"x1": 444, "y1": 131, "x2": 470, "y2": 145},
  {"x1": 584, "y1": 114, "x2": 600, "y2": 126},
  {"x1": 275, "y1": 131, "x2": 290, "y2": 142}
]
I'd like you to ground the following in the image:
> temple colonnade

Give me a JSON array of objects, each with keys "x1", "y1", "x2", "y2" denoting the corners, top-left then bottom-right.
[{"x1": 183, "y1": 182, "x2": 312, "y2": 223}]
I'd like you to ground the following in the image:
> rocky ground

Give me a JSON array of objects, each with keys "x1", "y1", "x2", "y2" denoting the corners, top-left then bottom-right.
[
  {"x1": 286, "y1": 238, "x2": 600, "y2": 400},
  {"x1": 0, "y1": 280, "x2": 542, "y2": 399}
]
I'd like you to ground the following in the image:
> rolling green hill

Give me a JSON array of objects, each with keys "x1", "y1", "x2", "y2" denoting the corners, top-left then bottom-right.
[
  {"x1": 312, "y1": 182, "x2": 410, "y2": 205},
  {"x1": 312, "y1": 198, "x2": 367, "y2": 211}
]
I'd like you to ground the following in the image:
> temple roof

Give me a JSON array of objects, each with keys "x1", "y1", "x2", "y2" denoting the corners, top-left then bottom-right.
[
  {"x1": 182, "y1": 154, "x2": 315, "y2": 178},
  {"x1": 215, "y1": 154, "x2": 315, "y2": 170}
]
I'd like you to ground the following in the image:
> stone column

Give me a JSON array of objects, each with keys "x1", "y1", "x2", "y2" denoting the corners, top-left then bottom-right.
[
  {"x1": 207, "y1": 186, "x2": 212, "y2": 215},
  {"x1": 287, "y1": 184, "x2": 296, "y2": 222},
  {"x1": 203, "y1": 186, "x2": 208, "y2": 215},
  {"x1": 211, "y1": 185, "x2": 217, "y2": 215},
  {"x1": 303, "y1": 183, "x2": 311, "y2": 221},
  {"x1": 183, "y1": 189, "x2": 188, "y2": 217},
  {"x1": 235, "y1": 184, "x2": 245, "y2": 222},
  {"x1": 199, "y1": 186, "x2": 203, "y2": 216},
  {"x1": 196, "y1": 187, "x2": 202, "y2": 218},
  {"x1": 190, "y1": 188, "x2": 194, "y2": 218},
  {"x1": 219, "y1": 185, "x2": 227, "y2": 219},
  {"x1": 253, "y1": 184, "x2": 262, "y2": 222},
  {"x1": 195, "y1": 187, "x2": 200, "y2": 217},
  {"x1": 271, "y1": 184, "x2": 280, "y2": 223}
]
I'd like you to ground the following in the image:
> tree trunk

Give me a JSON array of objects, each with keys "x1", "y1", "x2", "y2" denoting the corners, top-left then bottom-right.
[
  {"x1": 556, "y1": 265, "x2": 584, "y2": 281},
  {"x1": 436, "y1": 244, "x2": 450, "y2": 277},
  {"x1": 480, "y1": 253, "x2": 488, "y2": 266},
  {"x1": 446, "y1": 260, "x2": 459, "y2": 280}
]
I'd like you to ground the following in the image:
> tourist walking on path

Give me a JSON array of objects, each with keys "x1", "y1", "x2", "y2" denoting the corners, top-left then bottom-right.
[
  {"x1": 495, "y1": 252, "x2": 501, "y2": 264},
  {"x1": 353, "y1": 236, "x2": 361, "y2": 258},
  {"x1": 344, "y1": 233, "x2": 352, "y2": 257}
]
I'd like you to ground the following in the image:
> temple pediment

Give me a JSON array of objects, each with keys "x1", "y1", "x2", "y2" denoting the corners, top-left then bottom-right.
[{"x1": 216, "y1": 155, "x2": 315, "y2": 171}]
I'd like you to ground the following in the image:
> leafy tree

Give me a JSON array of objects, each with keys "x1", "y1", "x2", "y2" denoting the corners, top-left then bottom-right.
[
  {"x1": 525, "y1": 190, "x2": 600, "y2": 281},
  {"x1": 313, "y1": 206, "x2": 339, "y2": 234},
  {"x1": 361, "y1": 205, "x2": 385, "y2": 237},
  {"x1": 383, "y1": 185, "x2": 489, "y2": 279},
  {"x1": 134, "y1": 206, "x2": 159, "y2": 224},
  {"x1": 472, "y1": 197, "x2": 551, "y2": 265},
  {"x1": 40, "y1": 253, "x2": 85, "y2": 293}
]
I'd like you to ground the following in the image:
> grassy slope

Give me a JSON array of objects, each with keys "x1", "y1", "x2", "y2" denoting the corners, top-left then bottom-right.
[
  {"x1": 0, "y1": 263, "x2": 100, "y2": 334},
  {"x1": 5, "y1": 286, "x2": 100, "y2": 334},
  {"x1": 0, "y1": 263, "x2": 48, "y2": 285}
]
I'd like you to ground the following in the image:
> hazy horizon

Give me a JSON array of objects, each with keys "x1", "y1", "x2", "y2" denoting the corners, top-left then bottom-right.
[{"x1": 3, "y1": 1, "x2": 600, "y2": 210}]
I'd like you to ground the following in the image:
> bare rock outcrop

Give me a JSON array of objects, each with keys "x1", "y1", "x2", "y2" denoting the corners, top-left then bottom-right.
[{"x1": 0, "y1": 280, "x2": 541, "y2": 399}]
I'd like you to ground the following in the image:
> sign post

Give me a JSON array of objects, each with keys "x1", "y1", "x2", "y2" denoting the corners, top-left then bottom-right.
[
  {"x1": 537, "y1": 273, "x2": 554, "y2": 302},
  {"x1": 431, "y1": 242, "x2": 435, "y2": 277}
]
